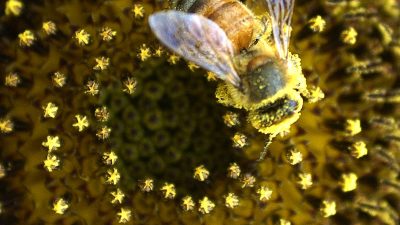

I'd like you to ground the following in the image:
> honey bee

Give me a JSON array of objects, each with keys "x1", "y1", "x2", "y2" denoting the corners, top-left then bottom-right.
[{"x1": 149, "y1": 0, "x2": 309, "y2": 160}]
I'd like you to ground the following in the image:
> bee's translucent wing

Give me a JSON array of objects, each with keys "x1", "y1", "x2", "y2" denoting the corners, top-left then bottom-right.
[
  {"x1": 265, "y1": 0, "x2": 295, "y2": 60},
  {"x1": 149, "y1": 11, "x2": 241, "y2": 87}
]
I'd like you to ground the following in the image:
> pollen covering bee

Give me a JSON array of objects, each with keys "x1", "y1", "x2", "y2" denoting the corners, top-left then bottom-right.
[{"x1": 149, "y1": 0, "x2": 309, "y2": 160}]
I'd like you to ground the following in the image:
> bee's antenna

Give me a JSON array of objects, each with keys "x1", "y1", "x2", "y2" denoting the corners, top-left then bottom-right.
[{"x1": 257, "y1": 134, "x2": 274, "y2": 161}]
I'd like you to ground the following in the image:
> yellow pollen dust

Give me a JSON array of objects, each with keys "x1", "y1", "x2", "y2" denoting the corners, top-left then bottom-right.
[
  {"x1": 103, "y1": 151, "x2": 118, "y2": 165},
  {"x1": 75, "y1": 29, "x2": 90, "y2": 46},
  {"x1": 132, "y1": 4, "x2": 144, "y2": 18},
  {"x1": 5, "y1": 0, "x2": 23, "y2": 16},
  {"x1": 106, "y1": 168, "x2": 120, "y2": 185},
  {"x1": 188, "y1": 62, "x2": 199, "y2": 71},
  {"x1": 122, "y1": 77, "x2": 137, "y2": 95},
  {"x1": 18, "y1": 30, "x2": 35, "y2": 47},
  {"x1": 85, "y1": 80, "x2": 99, "y2": 96},
  {"x1": 72, "y1": 115, "x2": 89, "y2": 132},
  {"x1": 350, "y1": 141, "x2": 368, "y2": 158},
  {"x1": 181, "y1": 196, "x2": 195, "y2": 211},
  {"x1": 139, "y1": 178, "x2": 154, "y2": 192},
  {"x1": 225, "y1": 193, "x2": 239, "y2": 208},
  {"x1": 308, "y1": 15, "x2": 326, "y2": 32},
  {"x1": 5, "y1": 72, "x2": 20, "y2": 87},
  {"x1": 340, "y1": 173, "x2": 358, "y2": 192},
  {"x1": 138, "y1": 45, "x2": 151, "y2": 61},
  {"x1": 53, "y1": 198, "x2": 69, "y2": 215},
  {"x1": 345, "y1": 119, "x2": 362, "y2": 136},
  {"x1": 232, "y1": 132, "x2": 247, "y2": 148},
  {"x1": 42, "y1": 102, "x2": 58, "y2": 118},
  {"x1": 241, "y1": 174, "x2": 256, "y2": 188},
  {"x1": 288, "y1": 149, "x2": 303, "y2": 165},
  {"x1": 160, "y1": 183, "x2": 176, "y2": 199},
  {"x1": 298, "y1": 173, "x2": 313, "y2": 190},
  {"x1": 43, "y1": 154, "x2": 60, "y2": 172},
  {"x1": 257, "y1": 186, "x2": 273, "y2": 202},
  {"x1": 52, "y1": 72, "x2": 66, "y2": 87},
  {"x1": 227, "y1": 162, "x2": 241, "y2": 179},
  {"x1": 168, "y1": 54, "x2": 180, "y2": 65},
  {"x1": 42, "y1": 135, "x2": 61, "y2": 152},
  {"x1": 111, "y1": 189, "x2": 125, "y2": 204},
  {"x1": 99, "y1": 26, "x2": 117, "y2": 41},
  {"x1": 341, "y1": 27, "x2": 358, "y2": 45},
  {"x1": 193, "y1": 165, "x2": 209, "y2": 181},
  {"x1": 93, "y1": 56, "x2": 110, "y2": 71},
  {"x1": 198, "y1": 197, "x2": 215, "y2": 214},
  {"x1": 42, "y1": 21, "x2": 57, "y2": 35},
  {"x1": 321, "y1": 200, "x2": 336, "y2": 217},
  {"x1": 0, "y1": 118, "x2": 13, "y2": 133},
  {"x1": 96, "y1": 126, "x2": 111, "y2": 140},
  {"x1": 117, "y1": 208, "x2": 131, "y2": 223}
]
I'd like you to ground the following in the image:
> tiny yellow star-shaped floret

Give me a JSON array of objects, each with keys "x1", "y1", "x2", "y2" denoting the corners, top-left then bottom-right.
[
  {"x1": 111, "y1": 188, "x2": 125, "y2": 204},
  {"x1": 117, "y1": 208, "x2": 131, "y2": 223},
  {"x1": 340, "y1": 173, "x2": 358, "y2": 192},
  {"x1": 308, "y1": 15, "x2": 326, "y2": 32},
  {"x1": 42, "y1": 135, "x2": 61, "y2": 152},
  {"x1": 257, "y1": 186, "x2": 273, "y2": 202},
  {"x1": 187, "y1": 62, "x2": 199, "y2": 71},
  {"x1": 350, "y1": 141, "x2": 368, "y2": 158},
  {"x1": 160, "y1": 182, "x2": 176, "y2": 199},
  {"x1": 42, "y1": 21, "x2": 57, "y2": 35},
  {"x1": 223, "y1": 112, "x2": 240, "y2": 127},
  {"x1": 0, "y1": 163, "x2": 5, "y2": 178},
  {"x1": 75, "y1": 29, "x2": 90, "y2": 46},
  {"x1": 18, "y1": 30, "x2": 35, "y2": 47},
  {"x1": 154, "y1": 46, "x2": 163, "y2": 57},
  {"x1": 181, "y1": 196, "x2": 195, "y2": 211},
  {"x1": 168, "y1": 54, "x2": 180, "y2": 65},
  {"x1": 206, "y1": 71, "x2": 217, "y2": 81},
  {"x1": 132, "y1": 4, "x2": 144, "y2": 18},
  {"x1": 122, "y1": 77, "x2": 137, "y2": 95},
  {"x1": 43, "y1": 154, "x2": 60, "y2": 172},
  {"x1": 306, "y1": 86, "x2": 325, "y2": 103},
  {"x1": 341, "y1": 27, "x2": 357, "y2": 45},
  {"x1": 99, "y1": 27, "x2": 117, "y2": 42},
  {"x1": 106, "y1": 168, "x2": 120, "y2": 185},
  {"x1": 95, "y1": 106, "x2": 110, "y2": 122},
  {"x1": 241, "y1": 174, "x2": 256, "y2": 188},
  {"x1": 53, "y1": 198, "x2": 69, "y2": 214},
  {"x1": 193, "y1": 165, "x2": 209, "y2": 181},
  {"x1": 96, "y1": 126, "x2": 111, "y2": 140},
  {"x1": 52, "y1": 72, "x2": 66, "y2": 87},
  {"x1": 321, "y1": 200, "x2": 336, "y2": 217},
  {"x1": 298, "y1": 173, "x2": 313, "y2": 190},
  {"x1": 42, "y1": 102, "x2": 58, "y2": 118},
  {"x1": 288, "y1": 149, "x2": 303, "y2": 165},
  {"x1": 225, "y1": 193, "x2": 239, "y2": 208},
  {"x1": 138, "y1": 45, "x2": 151, "y2": 61},
  {"x1": 139, "y1": 178, "x2": 154, "y2": 192},
  {"x1": 280, "y1": 219, "x2": 291, "y2": 225},
  {"x1": 345, "y1": 119, "x2": 361, "y2": 136},
  {"x1": 103, "y1": 151, "x2": 118, "y2": 165},
  {"x1": 84, "y1": 80, "x2": 99, "y2": 96},
  {"x1": 5, "y1": 72, "x2": 20, "y2": 87},
  {"x1": 72, "y1": 114, "x2": 89, "y2": 132},
  {"x1": 93, "y1": 56, "x2": 110, "y2": 71},
  {"x1": 5, "y1": 0, "x2": 23, "y2": 16},
  {"x1": 0, "y1": 118, "x2": 13, "y2": 133},
  {"x1": 232, "y1": 132, "x2": 247, "y2": 148},
  {"x1": 198, "y1": 196, "x2": 215, "y2": 214},
  {"x1": 227, "y1": 162, "x2": 241, "y2": 179}
]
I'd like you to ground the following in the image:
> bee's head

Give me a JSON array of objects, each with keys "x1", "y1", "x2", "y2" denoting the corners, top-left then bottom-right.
[{"x1": 241, "y1": 58, "x2": 287, "y2": 103}]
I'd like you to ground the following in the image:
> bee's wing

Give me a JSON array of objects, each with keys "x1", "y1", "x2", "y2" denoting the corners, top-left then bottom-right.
[
  {"x1": 149, "y1": 11, "x2": 241, "y2": 87},
  {"x1": 265, "y1": 0, "x2": 295, "y2": 60}
]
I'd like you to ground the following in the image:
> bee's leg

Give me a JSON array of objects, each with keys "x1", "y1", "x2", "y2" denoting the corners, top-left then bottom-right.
[{"x1": 257, "y1": 134, "x2": 274, "y2": 161}]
